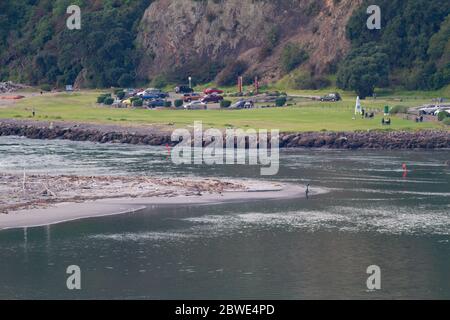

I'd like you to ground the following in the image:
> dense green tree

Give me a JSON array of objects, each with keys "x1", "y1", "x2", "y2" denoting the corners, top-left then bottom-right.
[{"x1": 337, "y1": 44, "x2": 389, "y2": 98}]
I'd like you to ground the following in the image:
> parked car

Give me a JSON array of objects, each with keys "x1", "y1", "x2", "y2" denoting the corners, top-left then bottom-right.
[
  {"x1": 230, "y1": 100, "x2": 254, "y2": 109},
  {"x1": 146, "y1": 99, "x2": 166, "y2": 108},
  {"x1": 183, "y1": 93, "x2": 202, "y2": 102},
  {"x1": 184, "y1": 101, "x2": 207, "y2": 110},
  {"x1": 201, "y1": 94, "x2": 224, "y2": 104},
  {"x1": 320, "y1": 93, "x2": 341, "y2": 102},
  {"x1": 420, "y1": 105, "x2": 441, "y2": 115},
  {"x1": 123, "y1": 88, "x2": 138, "y2": 97},
  {"x1": 434, "y1": 109, "x2": 450, "y2": 116},
  {"x1": 204, "y1": 88, "x2": 224, "y2": 95},
  {"x1": 137, "y1": 88, "x2": 168, "y2": 99},
  {"x1": 175, "y1": 85, "x2": 193, "y2": 94},
  {"x1": 230, "y1": 100, "x2": 246, "y2": 109},
  {"x1": 244, "y1": 101, "x2": 254, "y2": 108}
]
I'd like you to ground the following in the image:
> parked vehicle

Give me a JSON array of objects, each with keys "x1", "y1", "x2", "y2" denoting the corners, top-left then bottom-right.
[
  {"x1": 434, "y1": 109, "x2": 450, "y2": 116},
  {"x1": 184, "y1": 101, "x2": 207, "y2": 110},
  {"x1": 230, "y1": 100, "x2": 246, "y2": 109},
  {"x1": 123, "y1": 88, "x2": 138, "y2": 97},
  {"x1": 230, "y1": 99, "x2": 254, "y2": 109},
  {"x1": 320, "y1": 93, "x2": 341, "y2": 102},
  {"x1": 137, "y1": 88, "x2": 168, "y2": 99},
  {"x1": 175, "y1": 85, "x2": 193, "y2": 94},
  {"x1": 146, "y1": 99, "x2": 166, "y2": 108},
  {"x1": 244, "y1": 101, "x2": 254, "y2": 108},
  {"x1": 420, "y1": 105, "x2": 441, "y2": 115},
  {"x1": 204, "y1": 88, "x2": 224, "y2": 95},
  {"x1": 201, "y1": 94, "x2": 224, "y2": 104},
  {"x1": 183, "y1": 93, "x2": 202, "y2": 102}
]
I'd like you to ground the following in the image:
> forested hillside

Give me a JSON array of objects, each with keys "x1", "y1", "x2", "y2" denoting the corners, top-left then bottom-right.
[
  {"x1": 0, "y1": 0, "x2": 152, "y2": 88},
  {"x1": 338, "y1": 0, "x2": 450, "y2": 97},
  {"x1": 0, "y1": 0, "x2": 448, "y2": 95}
]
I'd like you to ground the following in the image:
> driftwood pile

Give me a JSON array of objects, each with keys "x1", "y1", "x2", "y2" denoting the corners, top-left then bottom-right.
[
  {"x1": 0, "y1": 81, "x2": 27, "y2": 94},
  {"x1": 0, "y1": 173, "x2": 246, "y2": 214}
]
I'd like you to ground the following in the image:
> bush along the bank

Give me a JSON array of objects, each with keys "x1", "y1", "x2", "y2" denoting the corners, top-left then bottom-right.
[
  {"x1": 103, "y1": 97, "x2": 114, "y2": 105},
  {"x1": 390, "y1": 105, "x2": 410, "y2": 114},
  {"x1": 220, "y1": 100, "x2": 232, "y2": 108},
  {"x1": 116, "y1": 91, "x2": 126, "y2": 100},
  {"x1": 276, "y1": 97, "x2": 287, "y2": 107},
  {"x1": 438, "y1": 111, "x2": 449, "y2": 121},
  {"x1": 97, "y1": 93, "x2": 111, "y2": 104},
  {"x1": 174, "y1": 99, "x2": 183, "y2": 108},
  {"x1": 132, "y1": 99, "x2": 143, "y2": 107}
]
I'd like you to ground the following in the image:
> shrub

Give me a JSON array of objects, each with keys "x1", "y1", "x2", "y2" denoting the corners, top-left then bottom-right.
[
  {"x1": 220, "y1": 100, "x2": 232, "y2": 108},
  {"x1": 132, "y1": 99, "x2": 143, "y2": 107},
  {"x1": 438, "y1": 111, "x2": 449, "y2": 121},
  {"x1": 390, "y1": 105, "x2": 410, "y2": 114},
  {"x1": 103, "y1": 97, "x2": 114, "y2": 105},
  {"x1": 164, "y1": 101, "x2": 172, "y2": 108},
  {"x1": 275, "y1": 97, "x2": 287, "y2": 107},
  {"x1": 116, "y1": 91, "x2": 125, "y2": 100},
  {"x1": 97, "y1": 93, "x2": 111, "y2": 103},
  {"x1": 174, "y1": 99, "x2": 184, "y2": 108},
  {"x1": 97, "y1": 96, "x2": 107, "y2": 103},
  {"x1": 443, "y1": 117, "x2": 450, "y2": 125}
]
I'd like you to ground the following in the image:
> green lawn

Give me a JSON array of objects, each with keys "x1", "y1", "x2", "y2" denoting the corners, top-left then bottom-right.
[{"x1": 0, "y1": 90, "x2": 447, "y2": 132}]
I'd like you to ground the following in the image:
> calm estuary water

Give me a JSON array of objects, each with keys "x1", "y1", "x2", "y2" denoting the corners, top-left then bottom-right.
[{"x1": 0, "y1": 136, "x2": 449, "y2": 299}]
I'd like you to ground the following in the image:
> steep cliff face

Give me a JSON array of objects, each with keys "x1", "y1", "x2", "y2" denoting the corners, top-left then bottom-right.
[{"x1": 137, "y1": 0, "x2": 362, "y2": 83}]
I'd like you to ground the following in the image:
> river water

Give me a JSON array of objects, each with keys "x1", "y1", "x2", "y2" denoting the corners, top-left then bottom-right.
[{"x1": 0, "y1": 136, "x2": 449, "y2": 299}]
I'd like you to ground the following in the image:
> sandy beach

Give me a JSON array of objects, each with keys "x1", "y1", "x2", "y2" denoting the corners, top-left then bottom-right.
[{"x1": 0, "y1": 174, "x2": 319, "y2": 230}]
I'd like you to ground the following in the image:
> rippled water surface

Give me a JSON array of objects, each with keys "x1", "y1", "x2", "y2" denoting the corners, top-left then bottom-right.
[{"x1": 0, "y1": 136, "x2": 449, "y2": 299}]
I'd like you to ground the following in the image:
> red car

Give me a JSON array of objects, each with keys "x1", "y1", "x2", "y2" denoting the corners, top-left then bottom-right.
[
  {"x1": 201, "y1": 94, "x2": 224, "y2": 104},
  {"x1": 203, "y1": 88, "x2": 224, "y2": 95}
]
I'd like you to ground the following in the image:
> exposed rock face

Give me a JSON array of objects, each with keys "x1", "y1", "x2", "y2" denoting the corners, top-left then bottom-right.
[{"x1": 137, "y1": 0, "x2": 362, "y2": 82}]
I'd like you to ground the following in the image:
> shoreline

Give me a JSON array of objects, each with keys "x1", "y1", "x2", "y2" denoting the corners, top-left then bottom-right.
[
  {"x1": 1, "y1": 119, "x2": 449, "y2": 149},
  {"x1": 0, "y1": 181, "x2": 321, "y2": 230}
]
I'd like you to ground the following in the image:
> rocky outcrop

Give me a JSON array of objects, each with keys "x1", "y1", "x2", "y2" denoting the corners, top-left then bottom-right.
[
  {"x1": 137, "y1": 0, "x2": 362, "y2": 82},
  {"x1": 1, "y1": 120, "x2": 448, "y2": 149}
]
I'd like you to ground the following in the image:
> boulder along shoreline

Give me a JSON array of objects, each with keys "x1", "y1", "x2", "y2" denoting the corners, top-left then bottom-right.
[{"x1": 0, "y1": 119, "x2": 449, "y2": 149}]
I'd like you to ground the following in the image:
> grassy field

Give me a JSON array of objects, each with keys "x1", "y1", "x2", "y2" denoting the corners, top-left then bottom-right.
[{"x1": 0, "y1": 89, "x2": 448, "y2": 132}]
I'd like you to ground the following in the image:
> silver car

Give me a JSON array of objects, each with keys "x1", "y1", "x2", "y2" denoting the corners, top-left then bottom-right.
[{"x1": 184, "y1": 101, "x2": 207, "y2": 110}]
